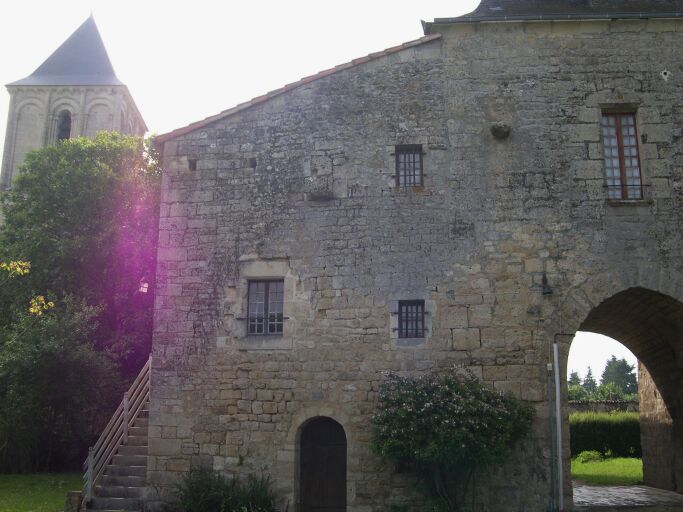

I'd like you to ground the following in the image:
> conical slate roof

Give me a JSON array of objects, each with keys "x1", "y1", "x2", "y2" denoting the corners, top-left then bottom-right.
[{"x1": 9, "y1": 15, "x2": 123, "y2": 86}]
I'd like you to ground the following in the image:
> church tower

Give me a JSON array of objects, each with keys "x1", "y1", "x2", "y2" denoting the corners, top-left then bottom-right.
[{"x1": 0, "y1": 15, "x2": 146, "y2": 189}]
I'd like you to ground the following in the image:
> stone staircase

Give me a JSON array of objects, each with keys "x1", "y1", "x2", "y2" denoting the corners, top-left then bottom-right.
[{"x1": 87, "y1": 403, "x2": 149, "y2": 511}]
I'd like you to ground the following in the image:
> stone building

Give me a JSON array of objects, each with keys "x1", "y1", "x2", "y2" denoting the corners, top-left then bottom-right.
[
  {"x1": 0, "y1": 15, "x2": 146, "y2": 189},
  {"x1": 148, "y1": 0, "x2": 683, "y2": 510}
]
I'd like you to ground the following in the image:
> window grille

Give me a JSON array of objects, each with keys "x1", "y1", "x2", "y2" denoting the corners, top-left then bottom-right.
[
  {"x1": 395, "y1": 145, "x2": 423, "y2": 187},
  {"x1": 247, "y1": 280, "x2": 284, "y2": 335},
  {"x1": 601, "y1": 113, "x2": 643, "y2": 200},
  {"x1": 398, "y1": 300, "x2": 425, "y2": 338}
]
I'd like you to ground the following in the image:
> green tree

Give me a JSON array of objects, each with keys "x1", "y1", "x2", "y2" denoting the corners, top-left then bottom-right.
[
  {"x1": 583, "y1": 367, "x2": 598, "y2": 395},
  {"x1": 0, "y1": 298, "x2": 120, "y2": 472},
  {"x1": 0, "y1": 133, "x2": 159, "y2": 472},
  {"x1": 568, "y1": 370, "x2": 581, "y2": 386},
  {"x1": 0, "y1": 132, "x2": 159, "y2": 375},
  {"x1": 371, "y1": 368, "x2": 533, "y2": 511},
  {"x1": 600, "y1": 355, "x2": 638, "y2": 395},
  {"x1": 595, "y1": 382, "x2": 625, "y2": 401},
  {"x1": 568, "y1": 384, "x2": 588, "y2": 401}
]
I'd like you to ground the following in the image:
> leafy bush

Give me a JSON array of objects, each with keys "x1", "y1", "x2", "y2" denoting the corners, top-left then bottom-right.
[
  {"x1": 575, "y1": 450, "x2": 603, "y2": 463},
  {"x1": 570, "y1": 412, "x2": 640, "y2": 458},
  {"x1": 371, "y1": 368, "x2": 533, "y2": 511},
  {"x1": 175, "y1": 468, "x2": 277, "y2": 512},
  {"x1": 0, "y1": 298, "x2": 121, "y2": 472}
]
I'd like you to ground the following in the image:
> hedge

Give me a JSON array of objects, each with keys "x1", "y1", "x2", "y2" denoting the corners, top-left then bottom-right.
[{"x1": 569, "y1": 411, "x2": 641, "y2": 458}]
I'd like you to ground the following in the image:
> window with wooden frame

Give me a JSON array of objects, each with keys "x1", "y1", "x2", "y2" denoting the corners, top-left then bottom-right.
[
  {"x1": 247, "y1": 280, "x2": 284, "y2": 335},
  {"x1": 395, "y1": 145, "x2": 423, "y2": 188},
  {"x1": 398, "y1": 300, "x2": 425, "y2": 338},
  {"x1": 601, "y1": 112, "x2": 643, "y2": 200}
]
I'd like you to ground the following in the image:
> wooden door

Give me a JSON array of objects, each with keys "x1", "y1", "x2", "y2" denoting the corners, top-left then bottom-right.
[{"x1": 300, "y1": 417, "x2": 347, "y2": 512}]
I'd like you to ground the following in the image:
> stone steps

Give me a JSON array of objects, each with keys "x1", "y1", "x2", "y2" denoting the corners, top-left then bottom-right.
[{"x1": 87, "y1": 404, "x2": 148, "y2": 512}]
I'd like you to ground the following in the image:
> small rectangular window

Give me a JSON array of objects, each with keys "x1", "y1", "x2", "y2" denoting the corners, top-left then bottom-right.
[
  {"x1": 247, "y1": 280, "x2": 284, "y2": 335},
  {"x1": 601, "y1": 113, "x2": 642, "y2": 200},
  {"x1": 395, "y1": 145, "x2": 423, "y2": 188},
  {"x1": 398, "y1": 300, "x2": 425, "y2": 338}
]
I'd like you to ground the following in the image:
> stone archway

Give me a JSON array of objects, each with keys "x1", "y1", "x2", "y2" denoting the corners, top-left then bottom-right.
[
  {"x1": 298, "y1": 417, "x2": 347, "y2": 512},
  {"x1": 570, "y1": 287, "x2": 683, "y2": 492}
]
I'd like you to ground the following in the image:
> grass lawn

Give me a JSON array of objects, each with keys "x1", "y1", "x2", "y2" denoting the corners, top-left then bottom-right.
[
  {"x1": 0, "y1": 473, "x2": 81, "y2": 512},
  {"x1": 572, "y1": 457, "x2": 643, "y2": 486}
]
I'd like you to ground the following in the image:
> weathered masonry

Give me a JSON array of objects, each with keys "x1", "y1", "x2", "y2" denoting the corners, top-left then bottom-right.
[{"x1": 151, "y1": 1, "x2": 683, "y2": 510}]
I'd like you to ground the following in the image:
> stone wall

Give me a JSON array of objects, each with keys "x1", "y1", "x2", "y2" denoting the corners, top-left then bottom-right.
[
  {"x1": 150, "y1": 18, "x2": 683, "y2": 511},
  {"x1": 640, "y1": 362, "x2": 675, "y2": 490}
]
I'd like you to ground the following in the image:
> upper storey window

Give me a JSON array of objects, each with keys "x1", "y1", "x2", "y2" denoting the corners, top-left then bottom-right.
[
  {"x1": 247, "y1": 280, "x2": 284, "y2": 335},
  {"x1": 56, "y1": 110, "x2": 72, "y2": 141},
  {"x1": 398, "y1": 300, "x2": 425, "y2": 338},
  {"x1": 601, "y1": 113, "x2": 642, "y2": 200},
  {"x1": 395, "y1": 145, "x2": 423, "y2": 188}
]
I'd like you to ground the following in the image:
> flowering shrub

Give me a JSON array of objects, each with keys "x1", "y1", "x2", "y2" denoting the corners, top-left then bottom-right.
[{"x1": 371, "y1": 368, "x2": 533, "y2": 510}]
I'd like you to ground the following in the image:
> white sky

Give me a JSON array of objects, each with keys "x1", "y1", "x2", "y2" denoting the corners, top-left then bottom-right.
[
  {"x1": 0, "y1": 2, "x2": 640, "y2": 380},
  {"x1": 569, "y1": 332, "x2": 638, "y2": 382}
]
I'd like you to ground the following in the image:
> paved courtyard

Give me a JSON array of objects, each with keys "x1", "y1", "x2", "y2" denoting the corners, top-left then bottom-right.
[{"x1": 574, "y1": 481, "x2": 683, "y2": 510}]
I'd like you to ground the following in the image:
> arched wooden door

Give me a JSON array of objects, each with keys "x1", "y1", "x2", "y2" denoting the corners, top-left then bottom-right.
[{"x1": 300, "y1": 417, "x2": 347, "y2": 512}]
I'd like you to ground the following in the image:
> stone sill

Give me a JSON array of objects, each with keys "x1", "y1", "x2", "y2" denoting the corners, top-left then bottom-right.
[
  {"x1": 393, "y1": 337, "x2": 427, "y2": 348},
  {"x1": 606, "y1": 198, "x2": 653, "y2": 206},
  {"x1": 237, "y1": 336, "x2": 293, "y2": 350}
]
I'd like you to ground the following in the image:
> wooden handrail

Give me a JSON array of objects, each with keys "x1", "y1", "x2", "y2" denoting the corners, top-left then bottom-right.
[{"x1": 83, "y1": 355, "x2": 152, "y2": 503}]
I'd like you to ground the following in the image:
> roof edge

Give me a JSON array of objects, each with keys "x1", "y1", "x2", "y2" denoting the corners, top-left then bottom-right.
[
  {"x1": 155, "y1": 33, "x2": 442, "y2": 146},
  {"x1": 425, "y1": 10, "x2": 683, "y2": 30}
]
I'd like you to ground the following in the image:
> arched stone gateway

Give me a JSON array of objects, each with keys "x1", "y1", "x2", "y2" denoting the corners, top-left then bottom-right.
[
  {"x1": 566, "y1": 287, "x2": 683, "y2": 493},
  {"x1": 298, "y1": 417, "x2": 347, "y2": 512}
]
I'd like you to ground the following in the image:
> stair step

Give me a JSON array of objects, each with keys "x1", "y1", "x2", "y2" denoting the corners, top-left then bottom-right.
[
  {"x1": 128, "y1": 426, "x2": 147, "y2": 438},
  {"x1": 133, "y1": 417, "x2": 148, "y2": 428},
  {"x1": 101, "y1": 474, "x2": 146, "y2": 487},
  {"x1": 126, "y1": 434, "x2": 148, "y2": 446},
  {"x1": 112, "y1": 454, "x2": 147, "y2": 467},
  {"x1": 95, "y1": 485, "x2": 144, "y2": 498},
  {"x1": 104, "y1": 464, "x2": 147, "y2": 477},
  {"x1": 89, "y1": 496, "x2": 140, "y2": 510},
  {"x1": 118, "y1": 445, "x2": 147, "y2": 456}
]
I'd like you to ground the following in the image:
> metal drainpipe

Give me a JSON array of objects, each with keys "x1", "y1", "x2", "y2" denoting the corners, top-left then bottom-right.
[
  {"x1": 547, "y1": 362, "x2": 557, "y2": 512},
  {"x1": 553, "y1": 341, "x2": 564, "y2": 511}
]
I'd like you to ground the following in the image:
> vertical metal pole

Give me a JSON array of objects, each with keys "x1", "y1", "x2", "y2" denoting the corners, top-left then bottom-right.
[
  {"x1": 553, "y1": 341, "x2": 564, "y2": 511},
  {"x1": 86, "y1": 446, "x2": 94, "y2": 502},
  {"x1": 123, "y1": 392, "x2": 130, "y2": 443},
  {"x1": 547, "y1": 363, "x2": 557, "y2": 512}
]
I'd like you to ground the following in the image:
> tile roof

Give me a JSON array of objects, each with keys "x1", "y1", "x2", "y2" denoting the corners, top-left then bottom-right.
[
  {"x1": 9, "y1": 15, "x2": 123, "y2": 87},
  {"x1": 427, "y1": 0, "x2": 683, "y2": 26},
  {"x1": 155, "y1": 33, "x2": 442, "y2": 145}
]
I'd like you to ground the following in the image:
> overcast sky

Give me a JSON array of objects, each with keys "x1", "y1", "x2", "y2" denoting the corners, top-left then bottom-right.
[{"x1": 0, "y1": 0, "x2": 638, "y2": 380}]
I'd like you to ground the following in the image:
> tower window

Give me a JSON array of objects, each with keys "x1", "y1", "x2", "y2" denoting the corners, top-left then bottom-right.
[
  {"x1": 601, "y1": 112, "x2": 642, "y2": 200},
  {"x1": 56, "y1": 110, "x2": 72, "y2": 141}
]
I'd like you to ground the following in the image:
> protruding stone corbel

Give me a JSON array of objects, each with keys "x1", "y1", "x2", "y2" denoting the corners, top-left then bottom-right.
[{"x1": 490, "y1": 122, "x2": 511, "y2": 140}]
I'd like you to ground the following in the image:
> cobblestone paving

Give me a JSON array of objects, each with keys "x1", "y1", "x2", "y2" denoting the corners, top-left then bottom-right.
[{"x1": 574, "y1": 481, "x2": 683, "y2": 509}]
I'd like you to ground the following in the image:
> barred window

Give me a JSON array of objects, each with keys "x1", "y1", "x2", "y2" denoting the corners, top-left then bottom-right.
[
  {"x1": 247, "y1": 280, "x2": 284, "y2": 335},
  {"x1": 395, "y1": 145, "x2": 423, "y2": 187},
  {"x1": 398, "y1": 300, "x2": 425, "y2": 338},
  {"x1": 601, "y1": 113, "x2": 643, "y2": 200}
]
